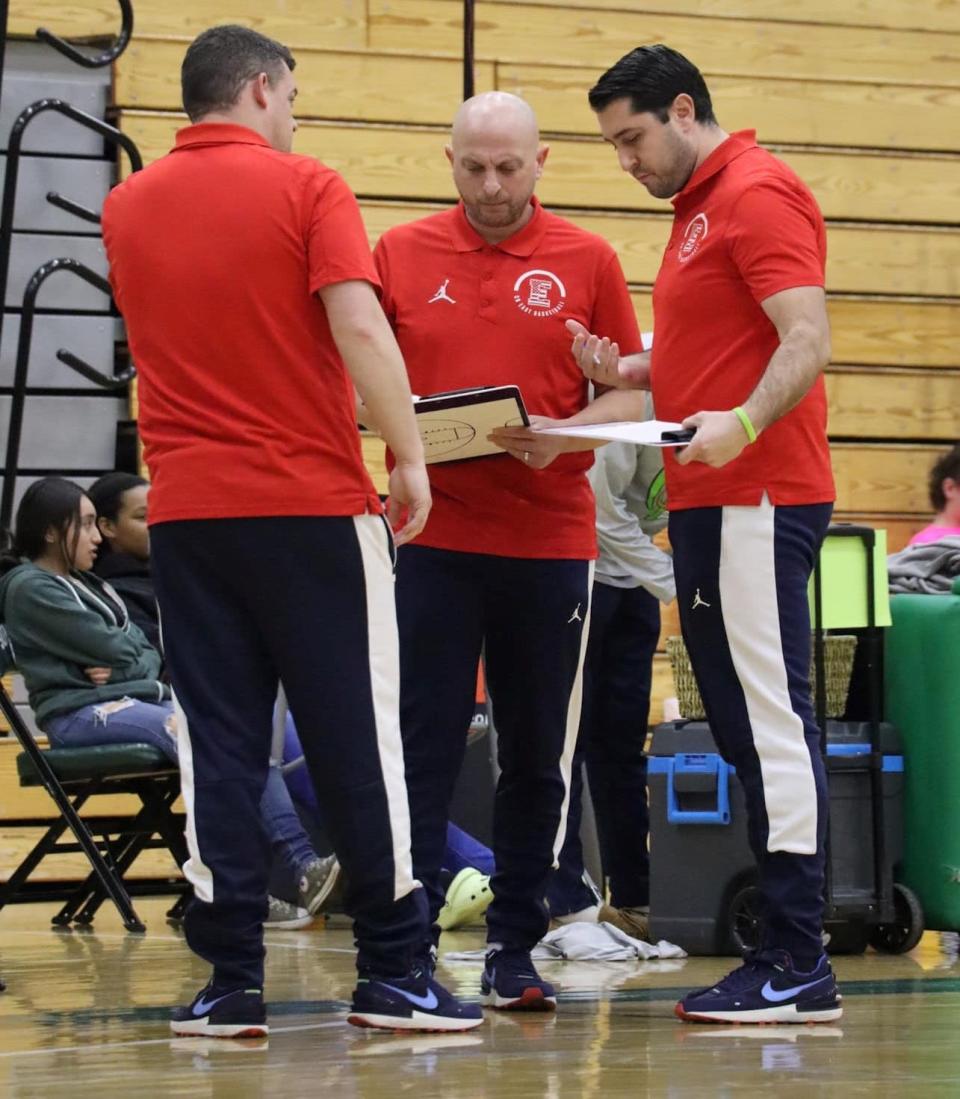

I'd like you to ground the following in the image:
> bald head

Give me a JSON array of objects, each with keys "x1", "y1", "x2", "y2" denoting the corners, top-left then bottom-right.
[
  {"x1": 451, "y1": 92, "x2": 540, "y2": 152},
  {"x1": 446, "y1": 92, "x2": 548, "y2": 244}
]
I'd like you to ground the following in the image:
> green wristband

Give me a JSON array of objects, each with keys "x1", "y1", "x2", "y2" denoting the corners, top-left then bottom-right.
[{"x1": 732, "y1": 405, "x2": 758, "y2": 444}]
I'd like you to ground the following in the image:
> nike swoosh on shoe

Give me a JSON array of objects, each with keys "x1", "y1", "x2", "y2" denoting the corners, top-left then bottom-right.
[
  {"x1": 760, "y1": 976, "x2": 830, "y2": 1003},
  {"x1": 193, "y1": 992, "x2": 235, "y2": 1015},
  {"x1": 380, "y1": 984, "x2": 439, "y2": 1010}
]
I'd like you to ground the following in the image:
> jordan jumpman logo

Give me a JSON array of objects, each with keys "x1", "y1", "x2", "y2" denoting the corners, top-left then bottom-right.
[{"x1": 428, "y1": 279, "x2": 456, "y2": 304}]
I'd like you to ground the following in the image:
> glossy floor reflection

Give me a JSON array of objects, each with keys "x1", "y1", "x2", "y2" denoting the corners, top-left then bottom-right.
[{"x1": 1, "y1": 900, "x2": 959, "y2": 1097}]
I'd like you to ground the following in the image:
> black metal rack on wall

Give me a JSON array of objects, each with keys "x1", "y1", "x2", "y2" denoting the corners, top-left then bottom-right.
[{"x1": 0, "y1": 0, "x2": 139, "y2": 530}]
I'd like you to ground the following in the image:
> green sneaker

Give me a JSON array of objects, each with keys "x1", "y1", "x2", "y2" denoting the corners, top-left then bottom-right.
[{"x1": 437, "y1": 868, "x2": 492, "y2": 930}]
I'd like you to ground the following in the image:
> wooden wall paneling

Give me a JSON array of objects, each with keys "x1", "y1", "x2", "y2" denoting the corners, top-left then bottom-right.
[
  {"x1": 481, "y1": 0, "x2": 960, "y2": 34},
  {"x1": 116, "y1": 111, "x2": 960, "y2": 225},
  {"x1": 826, "y1": 225, "x2": 960, "y2": 297},
  {"x1": 630, "y1": 293, "x2": 960, "y2": 370},
  {"x1": 353, "y1": 199, "x2": 960, "y2": 298},
  {"x1": 10, "y1": 0, "x2": 366, "y2": 49},
  {"x1": 368, "y1": 1, "x2": 960, "y2": 87},
  {"x1": 116, "y1": 40, "x2": 496, "y2": 123},
  {"x1": 831, "y1": 443, "x2": 942, "y2": 514},
  {"x1": 824, "y1": 367, "x2": 960, "y2": 440},
  {"x1": 780, "y1": 149, "x2": 960, "y2": 226},
  {"x1": 114, "y1": 44, "x2": 960, "y2": 154},
  {"x1": 823, "y1": 299, "x2": 960, "y2": 368},
  {"x1": 498, "y1": 66, "x2": 960, "y2": 155}
]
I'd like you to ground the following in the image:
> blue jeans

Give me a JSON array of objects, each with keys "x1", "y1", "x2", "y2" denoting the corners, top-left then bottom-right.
[{"x1": 45, "y1": 699, "x2": 316, "y2": 881}]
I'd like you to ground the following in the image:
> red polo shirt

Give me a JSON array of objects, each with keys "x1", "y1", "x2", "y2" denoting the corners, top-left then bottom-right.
[
  {"x1": 375, "y1": 198, "x2": 642, "y2": 558},
  {"x1": 651, "y1": 130, "x2": 835, "y2": 510},
  {"x1": 102, "y1": 123, "x2": 382, "y2": 523}
]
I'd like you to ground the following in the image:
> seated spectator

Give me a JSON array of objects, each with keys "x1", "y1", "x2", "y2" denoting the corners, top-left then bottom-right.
[
  {"x1": 0, "y1": 477, "x2": 337, "y2": 928},
  {"x1": 909, "y1": 444, "x2": 960, "y2": 546},
  {"x1": 87, "y1": 473, "x2": 158, "y2": 649}
]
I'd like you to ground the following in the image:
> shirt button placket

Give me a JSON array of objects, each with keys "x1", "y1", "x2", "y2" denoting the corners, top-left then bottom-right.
[{"x1": 479, "y1": 261, "x2": 495, "y2": 323}]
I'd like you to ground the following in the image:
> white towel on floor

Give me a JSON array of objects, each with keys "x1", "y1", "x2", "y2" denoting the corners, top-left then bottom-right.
[{"x1": 443, "y1": 921, "x2": 686, "y2": 962}]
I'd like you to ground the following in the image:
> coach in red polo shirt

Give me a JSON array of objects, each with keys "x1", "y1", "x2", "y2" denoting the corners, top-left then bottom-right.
[
  {"x1": 101, "y1": 25, "x2": 480, "y2": 1037},
  {"x1": 571, "y1": 45, "x2": 840, "y2": 1026},
  {"x1": 373, "y1": 92, "x2": 649, "y2": 1011}
]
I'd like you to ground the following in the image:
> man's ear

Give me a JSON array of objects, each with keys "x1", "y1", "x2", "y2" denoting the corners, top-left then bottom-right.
[
  {"x1": 670, "y1": 93, "x2": 697, "y2": 131},
  {"x1": 535, "y1": 143, "x2": 550, "y2": 178},
  {"x1": 251, "y1": 72, "x2": 271, "y2": 110},
  {"x1": 444, "y1": 144, "x2": 455, "y2": 167}
]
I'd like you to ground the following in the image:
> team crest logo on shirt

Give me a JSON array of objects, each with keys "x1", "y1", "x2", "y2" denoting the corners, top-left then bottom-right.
[
  {"x1": 513, "y1": 269, "x2": 566, "y2": 317},
  {"x1": 678, "y1": 212, "x2": 708, "y2": 264}
]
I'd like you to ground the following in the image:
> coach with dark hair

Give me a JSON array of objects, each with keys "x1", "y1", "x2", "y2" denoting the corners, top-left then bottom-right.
[
  {"x1": 102, "y1": 24, "x2": 480, "y2": 1037},
  {"x1": 569, "y1": 45, "x2": 841, "y2": 1026}
]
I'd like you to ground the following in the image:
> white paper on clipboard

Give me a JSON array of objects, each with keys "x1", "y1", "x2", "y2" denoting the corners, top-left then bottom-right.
[
  {"x1": 413, "y1": 385, "x2": 529, "y2": 464},
  {"x1": 535, "y1": 419, "x2": 691, "y2": 447}
]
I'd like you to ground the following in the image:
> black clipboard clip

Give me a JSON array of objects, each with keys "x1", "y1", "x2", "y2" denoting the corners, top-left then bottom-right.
[{"x1": 660, "y1": 427, "x2": 696, "y2": 444}]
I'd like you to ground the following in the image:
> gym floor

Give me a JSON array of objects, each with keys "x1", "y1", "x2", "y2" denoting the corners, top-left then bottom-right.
[{"x1": 1, "y1": 899, "x2": 957, "y2": 1097}]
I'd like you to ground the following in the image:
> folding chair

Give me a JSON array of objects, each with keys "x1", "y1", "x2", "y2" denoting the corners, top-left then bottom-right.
[{"x1": 0, "y1": 629, "x2": 189, "y2": 932}]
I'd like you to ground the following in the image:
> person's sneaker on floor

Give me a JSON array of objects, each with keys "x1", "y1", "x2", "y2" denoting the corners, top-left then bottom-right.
[
  {"x1": 298, "y1": 855, "x2": 341, "y2": 916},
  {"x1": 437, "y1": 868, "x2": 493, "y2": 930},
  {"x1": 348, "y1": 967, "x2": 484, "y2": 1032},
  {"x1": 481, "y1": 947, "x2": 557, "y2": 1011},
  {"x1": 675, "y1": 950, "x2": 842, "y2": 1025},
  {"x1": 264, "y1": 895, "x2": 313, "y2": 930},
  {"x1": 170, "y1": 984, "x2": 268, "y2": 1038},
  {"x1": 598, "y1": 904, "x2": 650, "y2": 941}
]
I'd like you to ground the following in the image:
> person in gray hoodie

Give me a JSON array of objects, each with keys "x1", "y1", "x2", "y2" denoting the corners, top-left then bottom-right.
[
  {"x1": 0, "y1": 478, "x2": 168, "y2": 734},
  {"x1": 0, "y1": 476, "x2": 337, "y2": 927}
]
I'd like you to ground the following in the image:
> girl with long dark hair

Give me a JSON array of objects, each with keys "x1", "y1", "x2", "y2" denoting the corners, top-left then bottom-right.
[{"x1": 0, "y1": 477, "x2": 337, "y2": 926}]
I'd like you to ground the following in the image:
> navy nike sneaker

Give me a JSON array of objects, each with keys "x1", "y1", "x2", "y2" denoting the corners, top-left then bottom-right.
[
  {"x1": 348, "y1": 968, "x2": 483, "y2": 1032},
  {"x1": 480, "y1": 948, "x2": 557, "y2": 1011},
  {"x1": 676, "y1": 950, "x2": 843, "y2": 1024},
  {"x1": 170, "y1": 984, "x2": 268, "y2": 1038}
]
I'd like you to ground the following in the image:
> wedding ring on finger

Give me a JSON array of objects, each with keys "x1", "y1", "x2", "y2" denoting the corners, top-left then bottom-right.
[
  {"x1": 592, "y1": 352, "x2": 602, "y2": 366},
  {"x1": 523, "y1": 451, "x2": 531, "y2": 463}
]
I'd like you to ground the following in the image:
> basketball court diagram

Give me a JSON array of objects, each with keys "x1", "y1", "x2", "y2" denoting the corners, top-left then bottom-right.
[{"x1": 418, "y1": 413, "x2": 526, "y2": 459}]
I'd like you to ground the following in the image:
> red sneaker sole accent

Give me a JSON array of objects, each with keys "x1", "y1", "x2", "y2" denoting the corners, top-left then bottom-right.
[{"x1": 497, "y1": 988, "x2": 557, "y2": 1012}]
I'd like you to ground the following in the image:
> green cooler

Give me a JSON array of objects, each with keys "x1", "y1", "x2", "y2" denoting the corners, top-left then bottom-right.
[{"x1": 885, "y1": 576, "x2": 960, "y2": 929}]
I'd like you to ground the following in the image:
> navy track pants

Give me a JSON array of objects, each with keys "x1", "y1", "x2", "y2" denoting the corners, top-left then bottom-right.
[
  {"x1": 669, "y1": 495, "x2": 833, "y2": 964},
  {"x1": 395, "y1": 545, "x2": 592, "y2": 952},
  {"x1": 151, "y1": 515, "x2": 426, "y2": 988}
]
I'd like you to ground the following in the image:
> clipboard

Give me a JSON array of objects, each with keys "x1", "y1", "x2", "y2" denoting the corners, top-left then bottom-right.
[
  {"x1": 414, "y1": 385, "x2": 529, "y2": 464},
  {"x1": 535, "y1": 420, "x2": 691, "y2": 447}
]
